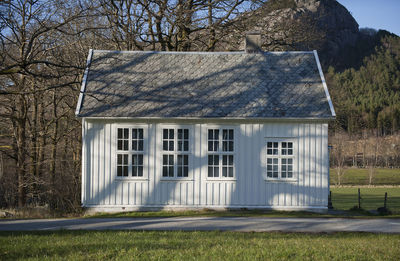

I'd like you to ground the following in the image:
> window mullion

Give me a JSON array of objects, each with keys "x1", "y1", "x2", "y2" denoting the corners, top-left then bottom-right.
[
  {"x1": 129, "y1": 129, "x2": 132, "y2": 177},
  {"x1": 129, "y1": 152, "x2": 132, "y2": 177},
  {"x1": 174, "y1": 128, "x2": 177, "y2": 178},
  {"x1": 219, "y1": 154, "x2": 222, "y2": 177},
  {"x1": 219, "y1": 128, "x2": 222, "y2": 177},
  {"x1": 278, "y1": 143, "x2": 281, "y2": 179}
]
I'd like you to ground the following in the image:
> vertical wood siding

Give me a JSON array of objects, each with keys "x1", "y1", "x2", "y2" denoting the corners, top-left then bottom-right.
[{"x1": 82, "y1": 120, "x2": 329, "y2": 209}]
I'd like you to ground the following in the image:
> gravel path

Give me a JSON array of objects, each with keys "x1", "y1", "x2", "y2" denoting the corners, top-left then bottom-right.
[{"x1": 1, "y1": 217, "x2": 400, "y2": 233}]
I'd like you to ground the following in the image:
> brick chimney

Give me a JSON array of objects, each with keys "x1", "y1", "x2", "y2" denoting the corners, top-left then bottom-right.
[{"x1": 245, "y1": 32, "x2": 262, "y2": 53}]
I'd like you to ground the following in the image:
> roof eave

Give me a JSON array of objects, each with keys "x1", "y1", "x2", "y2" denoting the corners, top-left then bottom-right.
[
  {"x1": 313, "y1": 50, "x2": 336, "y2": 117},
  {"x1": 75, "y1": 49, "x2": 94, "y2": 116},
  {"x1": 79, "y1": 116, "x2": 335, "y2": 123}
]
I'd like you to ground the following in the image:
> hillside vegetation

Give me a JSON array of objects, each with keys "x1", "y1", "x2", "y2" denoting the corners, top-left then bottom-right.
[{"x1": 328, "y1": 35, "x2": 400, "y2": 135}]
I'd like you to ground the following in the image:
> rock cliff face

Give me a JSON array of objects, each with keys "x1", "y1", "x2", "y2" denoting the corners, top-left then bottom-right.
[
  {"x1": 296, "y1": 0, "x2": 359, "y2": 57},
  {"x1": 217, "y1": 0, "x2": 360, "y2": 67}
]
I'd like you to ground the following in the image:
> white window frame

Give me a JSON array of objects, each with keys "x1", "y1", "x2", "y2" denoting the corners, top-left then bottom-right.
[
  {"x1": 160, "y1": 125, "x2": 193, "y2": 181},
  {"x1": 115, "y1": 124, "x2": 148, "y2": 180},
  {"x1": 206, "y1": 126, "x2": 236, "y2": 181},
  {"x1": 264, "y1": 138, "x2": 297, "y2": 182}
]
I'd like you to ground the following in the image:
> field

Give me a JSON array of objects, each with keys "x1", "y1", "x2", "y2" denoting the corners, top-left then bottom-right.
[
  {"x1": 331, "y1": 187, "x2": 400, "y2": 214},
  {"x1": 329, "y1": 168, "x2": 400, "y2": 214},
  {"x1": 1, "y1": 230, "x2": 400, "y2": 260},
  {"x1": 330, "y1": 168, "x2": 400, "y2": 185}
]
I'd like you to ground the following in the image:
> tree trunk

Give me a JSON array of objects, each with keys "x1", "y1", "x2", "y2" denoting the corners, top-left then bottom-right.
[
  {"x1": 15, "y1": 94, "x2": 27, "y2": 207},
  {"x1": 30, "y1": 88, "x2": 38, "y2": 179},
  {"x1": 207, "y1": 0, "x2": 216, "y2": 51},
  {"x1": 49, "y1": 90, "x2": 58, "y2": 209},
  {"x1": 368, "y1": 166, "x2": 374, "y2": 186},
  {"x1": 16, "y1": 120, "x2": 26, "y2": 207},
  {"x1": 37, "y1": 98, "x2": 46, "y2": 178}
]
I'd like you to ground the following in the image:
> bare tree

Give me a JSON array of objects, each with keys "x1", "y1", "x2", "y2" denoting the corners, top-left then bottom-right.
[
  {"x1": 366, "y1": 131, "x2": 381, "y2": 186},
  {"x1": 0, "y1": 0, "x2": 93, "y2": 208},
  {"x1": 97, "y1": 0, "x2": 263, "y2": 51},
  {"x1": 331, "y1": 131, "x2": 348, "y2": 186}
]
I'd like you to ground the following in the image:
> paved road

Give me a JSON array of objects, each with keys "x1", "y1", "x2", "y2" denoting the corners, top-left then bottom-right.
[{"x1": 1, "y1": 217, "x2": 400, "y2": 233}]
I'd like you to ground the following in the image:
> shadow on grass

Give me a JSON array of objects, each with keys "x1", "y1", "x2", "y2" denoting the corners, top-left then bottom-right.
[
  {"x1": 84, "y1": 208, "x2": 400, "y2": 219},
  {"x1": 85, "y1": 209, "x2": 333, "y2": 219}
]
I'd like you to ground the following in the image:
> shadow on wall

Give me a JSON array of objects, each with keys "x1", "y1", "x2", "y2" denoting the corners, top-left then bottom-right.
[
  {"x1": 85, "y1": 123, "x2": 328, "y2": 210},
  {"x1": 83, "y1": 52, "x2": 329, "y2": 210}
]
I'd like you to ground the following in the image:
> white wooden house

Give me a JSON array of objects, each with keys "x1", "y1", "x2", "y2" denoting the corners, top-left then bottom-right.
[{"x1": 75, "y1": 36, "x2": 335, "y2": 212}]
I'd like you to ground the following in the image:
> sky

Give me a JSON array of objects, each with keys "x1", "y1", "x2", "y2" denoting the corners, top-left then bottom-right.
[{"x1": 337, "y1": 0, "x2": 400, "y2": 36}]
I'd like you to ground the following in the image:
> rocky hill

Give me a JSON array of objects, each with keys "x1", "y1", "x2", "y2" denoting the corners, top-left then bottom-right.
[{"x1": 213, "y1": 0, "x2": 378, "y2": 70}]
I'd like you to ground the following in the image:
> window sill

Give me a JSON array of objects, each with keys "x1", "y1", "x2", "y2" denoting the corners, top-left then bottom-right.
[
  {"x1": 160, "y1": 178, "x2": 194, "y2": 182},
  {"x1": 115, "y1": 177, "x2": 148, "y2": 181},
  {"x1": 206, "y1": 178, "x2": 237, "y2": 182},
  {"x1": 264, "y1": 178, "x2": 297, "y2": 183}
]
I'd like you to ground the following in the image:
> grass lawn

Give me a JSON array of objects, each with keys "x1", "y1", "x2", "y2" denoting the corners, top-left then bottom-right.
[
  {"x1": 330, "y1": 168, "x2": 400, "y2": 185},
  {"x1": 331, "y1": 187, "x2": 400, "y2": 214},
  {"x1": 1, "y1": 230, "x2": 400, "y2": 260}
]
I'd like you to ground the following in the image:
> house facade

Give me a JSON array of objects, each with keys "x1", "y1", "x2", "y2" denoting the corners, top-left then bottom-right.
[{"x1": 76, "y1": 41, "x2": 335, "y2": 212}]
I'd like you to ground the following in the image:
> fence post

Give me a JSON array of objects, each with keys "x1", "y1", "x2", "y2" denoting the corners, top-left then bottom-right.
[
  {"x1": 328, "y1": 190, "x2": 333, "y2": 209},
  {"x1": 358, "y1": 188, "x2": 361, "y2": 209},
  {"x1": 384, "y1": 192, "x2": 387, "y2": 209}
]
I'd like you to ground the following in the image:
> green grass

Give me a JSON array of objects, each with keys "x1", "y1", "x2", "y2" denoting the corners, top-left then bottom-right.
[
  {"x1": 330, "y1": 168, "x2": 400, "y2": 185},
  {"x1": 1, "y1": 231, "x2": 400, "y2": 260},
  {"x1": 331, "y1": 187, "x2": 400, "y2": 214}
]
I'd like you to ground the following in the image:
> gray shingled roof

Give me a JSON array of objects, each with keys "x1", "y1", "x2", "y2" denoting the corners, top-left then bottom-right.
[{"x1": 76, "y1": 50, "x2": 334, "y2": 118}]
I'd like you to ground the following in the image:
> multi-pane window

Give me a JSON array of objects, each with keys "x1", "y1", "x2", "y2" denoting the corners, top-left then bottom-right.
[
  {"x1": 117, "y1": 127, "x2": 145, "y2": 177},
  {"x1": 222, "y1": 129, "x2": 234, "y2": 152},
  {"x1": 266, "y1": 141, "x2": 294, "y2": 179},
  {"x1": 208, "y1": 128, "x2": 234, "y2": 178},
  {"x1": 178, "y1": 129, "x2": 189, "y2": 151},
  {"x1": 208, "y1": 129, "x2": 219, "y2": 151},
  {"x1": 117, "y1": 154, "x2": 128, "y2": 177},
  {"x1": 281, "y1": 142, "x2": 293, "y2": 156},
  {"x1": 117, "y1": 128, "x2": 129, "y2": 151},
  {"x1": 208, "y1": 155, "x2": 219, "y2": 177},
  {"x1": 162, "y1": 128, "x2": 190, "y2": 178},
  {"x1": 163, "y1": 129, "x2": 174, "y2": 151},
  {"x1": 177, "y1": 155, "x2": 189, "y2": 177},
  {"x1": 132, "y1": 154, "x2": 143, "y2": 177},
  {"x1": 222, "y1": 155, "x2": 234, "y2": 177},
  {"x1": 266, "y1": 158, "x2": 278, "y2": 178},
  {"x1": 281, "y1": 158, "x2": 293, "y2": 178},
  {"x1": 132, "y1": 128, "x2": 143, "y2": 151},
  {"x1": 162, "y1": 155, "x2": 174, "y2": 177}
]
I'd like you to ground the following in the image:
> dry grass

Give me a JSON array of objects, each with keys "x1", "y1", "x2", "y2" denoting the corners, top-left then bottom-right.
[{"x1": 0, "y1": 207, "x2": 82, "y2": 219}]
